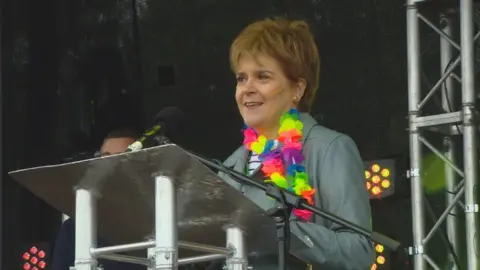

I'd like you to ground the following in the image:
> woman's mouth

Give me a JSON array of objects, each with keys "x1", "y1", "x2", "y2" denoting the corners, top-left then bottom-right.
[{"x1": 244, "y1": 102, "x2": 263, "y2": 108}]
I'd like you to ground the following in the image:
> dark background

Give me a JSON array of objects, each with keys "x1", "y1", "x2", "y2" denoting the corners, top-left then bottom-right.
[{"x1": 1, "y1": 0, "x2": 477, "y2": 269}]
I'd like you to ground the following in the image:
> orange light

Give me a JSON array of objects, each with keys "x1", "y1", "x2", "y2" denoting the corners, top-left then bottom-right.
[
  {"x1": 366, "y1": 182, "x2": 372, "y2": 190},
  {"x1": 371, "y1": 263, "x2": 377, "y2": 270},
  {"x1": 371, "y1": 175, "x2": 381, "y2": 184},
  {"x1": 381, "y1": 180, "x2": 391, "y2": 188},
  {"x1": 365, "y1": 171, "x2": 371, "y2": 179},
  {"x1": 375, "y1": 244, "x2": 384, "y2": 253},
  {"x1": 372, "y1": 186, "x2": 382, "y2": 195},
  {"x1": 377, "y1": 255, "x2": 385, "y2": 264},
  {"x1": 372, "y1": 164, "x2": 380, "y2": 173},
  {"x1": 381, "y1": 168, "x2": 390, "y2": 177}
]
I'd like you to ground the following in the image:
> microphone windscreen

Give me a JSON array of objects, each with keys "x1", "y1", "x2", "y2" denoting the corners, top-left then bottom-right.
[{"x1": 154, "y1": 106, "x2": 185, "y2": 141}]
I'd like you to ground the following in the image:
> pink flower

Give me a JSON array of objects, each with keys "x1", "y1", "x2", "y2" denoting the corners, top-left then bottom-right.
[
  {"x1": 293, "y1": 208, "x2": 313, "y2": 221},
  {"x1": 243, "y1": 128, "x2": 258, "y2": 149}
]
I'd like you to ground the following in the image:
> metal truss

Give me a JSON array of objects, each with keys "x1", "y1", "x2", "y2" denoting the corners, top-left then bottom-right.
[{"x1": 407, "y1": 0, "x2": 479, "y2": 269}]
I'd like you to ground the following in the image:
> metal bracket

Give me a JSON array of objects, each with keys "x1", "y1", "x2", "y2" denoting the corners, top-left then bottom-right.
[
  {"x1": 408, "y1": 245, "x2": 424, "y2": 255},
  {"x1": 413, "y1": 111, "x2": 462, "y2": 128},
  {"x1": 465, "y1": 204, "x2": 479, "y2": 213},
  {"x1": 407, "y1": 168, "x2": 420, "y2": 178}
]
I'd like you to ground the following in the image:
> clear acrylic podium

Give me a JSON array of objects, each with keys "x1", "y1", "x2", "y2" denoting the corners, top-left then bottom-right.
[{"x1": 9, "y1": 144, "x2": 282, "y2": 270}]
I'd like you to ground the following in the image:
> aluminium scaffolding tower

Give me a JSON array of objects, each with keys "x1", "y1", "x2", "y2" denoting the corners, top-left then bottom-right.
[{"x1": 407, "y1": 0, "x2": 479, "y2": 269}]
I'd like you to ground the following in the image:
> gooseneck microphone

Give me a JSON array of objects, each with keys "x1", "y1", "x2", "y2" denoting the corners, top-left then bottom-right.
[{"x1": 125, "y1": 106, "x2": 185, "y2": 152}]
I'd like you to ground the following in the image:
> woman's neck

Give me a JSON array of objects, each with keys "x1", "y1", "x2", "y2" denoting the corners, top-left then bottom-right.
[{"x1": 256, "y1": 125, "x2": 279, "y2": 139}]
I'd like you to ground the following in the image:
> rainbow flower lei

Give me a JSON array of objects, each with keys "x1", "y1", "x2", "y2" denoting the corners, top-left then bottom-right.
[{"x1": 243, "y1": 108, "x2": 316, "y2": 221}]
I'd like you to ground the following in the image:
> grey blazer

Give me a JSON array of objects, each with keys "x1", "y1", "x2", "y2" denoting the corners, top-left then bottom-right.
[{"x1": 218, "y1": 113, "x2": 374, "y2": 270}]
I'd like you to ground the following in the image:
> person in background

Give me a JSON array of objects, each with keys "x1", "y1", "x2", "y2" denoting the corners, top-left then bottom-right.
[
  {"x1": 52, "y1": 128, "x2": 145, "y2": 270},
  {"x1": 217, "y1": 17, "x2": 374, "y2": 269}
]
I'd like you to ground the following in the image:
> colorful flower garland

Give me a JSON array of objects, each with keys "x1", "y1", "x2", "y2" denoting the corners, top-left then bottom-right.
[{"x1": 243, "y1": 108, "x2": 316, "y2": 221}]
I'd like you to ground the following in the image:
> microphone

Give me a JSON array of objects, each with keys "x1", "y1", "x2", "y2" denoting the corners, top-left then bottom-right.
[{"x1": 125, "y1": 106, "x2": 185, "y2": 152}]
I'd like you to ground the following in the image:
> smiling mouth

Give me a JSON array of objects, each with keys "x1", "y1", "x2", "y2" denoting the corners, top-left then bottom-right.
[{"x1": 244, "y1": 102, "x2": 263, "y2": 108}]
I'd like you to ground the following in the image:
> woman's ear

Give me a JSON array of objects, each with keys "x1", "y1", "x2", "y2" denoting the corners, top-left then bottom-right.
[{"x1": 295, "y1": 78, "x2": 307, "y2": 101}]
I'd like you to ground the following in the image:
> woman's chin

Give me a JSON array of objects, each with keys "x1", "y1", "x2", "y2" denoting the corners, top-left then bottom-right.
[{"x1": 243, "y1": 119, "x2": 263, "y2": 129}]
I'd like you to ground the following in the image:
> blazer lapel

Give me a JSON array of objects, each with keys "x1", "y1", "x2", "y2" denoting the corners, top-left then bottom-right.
[
  {"x1": 224, "y1": 146, "x2": 249, "y2": 176},
  {"x1": 233, "y1": 148, "x2": 249, "y2": 174}
]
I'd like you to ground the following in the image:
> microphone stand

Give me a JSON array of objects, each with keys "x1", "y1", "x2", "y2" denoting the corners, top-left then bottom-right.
[
  {"x1": 266, "y1": 206, "x2": 289, "y2": 270},
  {"x1": 186, "y1": 150, "x2": 402, "y2": 270}
]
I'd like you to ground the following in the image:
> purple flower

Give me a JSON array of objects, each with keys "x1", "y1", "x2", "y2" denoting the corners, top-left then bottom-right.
[
  {"x1": 282, "y1": 148, "x2": 304, "y2": 165},
  {"x1": 260, "y1": 149, "x2": 282, "y2": 161}
]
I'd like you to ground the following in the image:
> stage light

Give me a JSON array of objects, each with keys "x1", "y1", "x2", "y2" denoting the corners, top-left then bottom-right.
[
  {"x1": 371, "y1": 243, "x2": 389, "y2": 269},
  {"x1": 21, "y1": 243, "x2": 49, "y2": 270},
  {"x1": 364, "y1": 159, "x2": 396, "y2": 199}
]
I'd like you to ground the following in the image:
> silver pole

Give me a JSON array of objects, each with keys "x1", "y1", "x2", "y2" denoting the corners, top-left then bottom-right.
[
  {"x1": 406, "y1": 0, "x2": 426, "y2": 269},
  {"x1": 179, "y1": 241, "x2": 233, "y2": 255},
  {"x1": 92, "y1": 240, "x2": 156, "y2": 256},
  {"x1": 155, "y1": 175, "x2": 178, "y2": 270},
  {"x1": 97, "y1": 254, "x2": 150, "y2": 266},
  {"x1": 73, "y1": 188, "x2": 97, "y2": 270},
  {"x1": 92, "y1": 240, "x2": 233, "y2": 256},
  {"x1": 460, "y1": 0, "x2": 479, "y2": 268},
  {"x1": 225, "y1": 226, "x2": 247, "y2": 270},
  {"x1": 178, "y1": 254, "x2": 227, "y2": 266},
  {"x1": 0, "y1": 4, "x2": 3, "y2": 266},
  {"x1": 440, "y1": 12, "x2": 459, "y2": 270}
]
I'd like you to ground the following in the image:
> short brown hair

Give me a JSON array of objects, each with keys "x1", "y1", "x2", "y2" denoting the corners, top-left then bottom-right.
[{"x1": 230, "y1": 18, "x2": 320, "y2": 112}]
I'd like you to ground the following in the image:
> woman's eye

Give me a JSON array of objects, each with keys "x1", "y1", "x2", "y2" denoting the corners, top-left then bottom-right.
[
  {"x1": 236, "y1": 76, "x2": 247, "y2": 83},
  {"x1": 259, "y1": 74, "x2": 270, "y2": 80}
]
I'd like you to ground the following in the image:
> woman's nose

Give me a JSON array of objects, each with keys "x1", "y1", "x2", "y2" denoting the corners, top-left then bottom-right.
[{"x1": 242, "y1": 79, "x2": 257, "y2": 94}]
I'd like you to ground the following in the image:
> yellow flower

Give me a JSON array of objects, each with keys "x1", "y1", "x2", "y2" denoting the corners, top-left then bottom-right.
[
  {"x1": 251, "y1": 135, "x2": 267, "y2": 154},
  {"x1": 279, "y1": 118, "x2": 295, "y2": 132},
  {"x1": 267, "y1": 172, "x2": 288, "y2": 189}
]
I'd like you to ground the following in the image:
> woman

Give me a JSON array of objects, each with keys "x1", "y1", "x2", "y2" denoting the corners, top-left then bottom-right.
[{"x1": 219, "y1": 18, "x2": 374, "y2": 269}]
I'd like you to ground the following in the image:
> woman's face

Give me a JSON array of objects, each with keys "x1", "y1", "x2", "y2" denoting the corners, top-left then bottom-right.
[{"x1": 235, "y1": 54, "x2": 305, "y2": 137}]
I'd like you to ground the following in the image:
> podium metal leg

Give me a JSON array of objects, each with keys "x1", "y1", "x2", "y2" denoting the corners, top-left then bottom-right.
[
  {"x1": 148, "y1": 246, "x2": 155, "y2": 270},
  {"x1": 225, "y1": 227, "x2": 247, "y2": 270},
  {"x1": 73, "y1": 189, "x2": 98, "y2": 270},
  {"x1": 155, "y1": 175, "x2": 178, "y2": 270}
]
